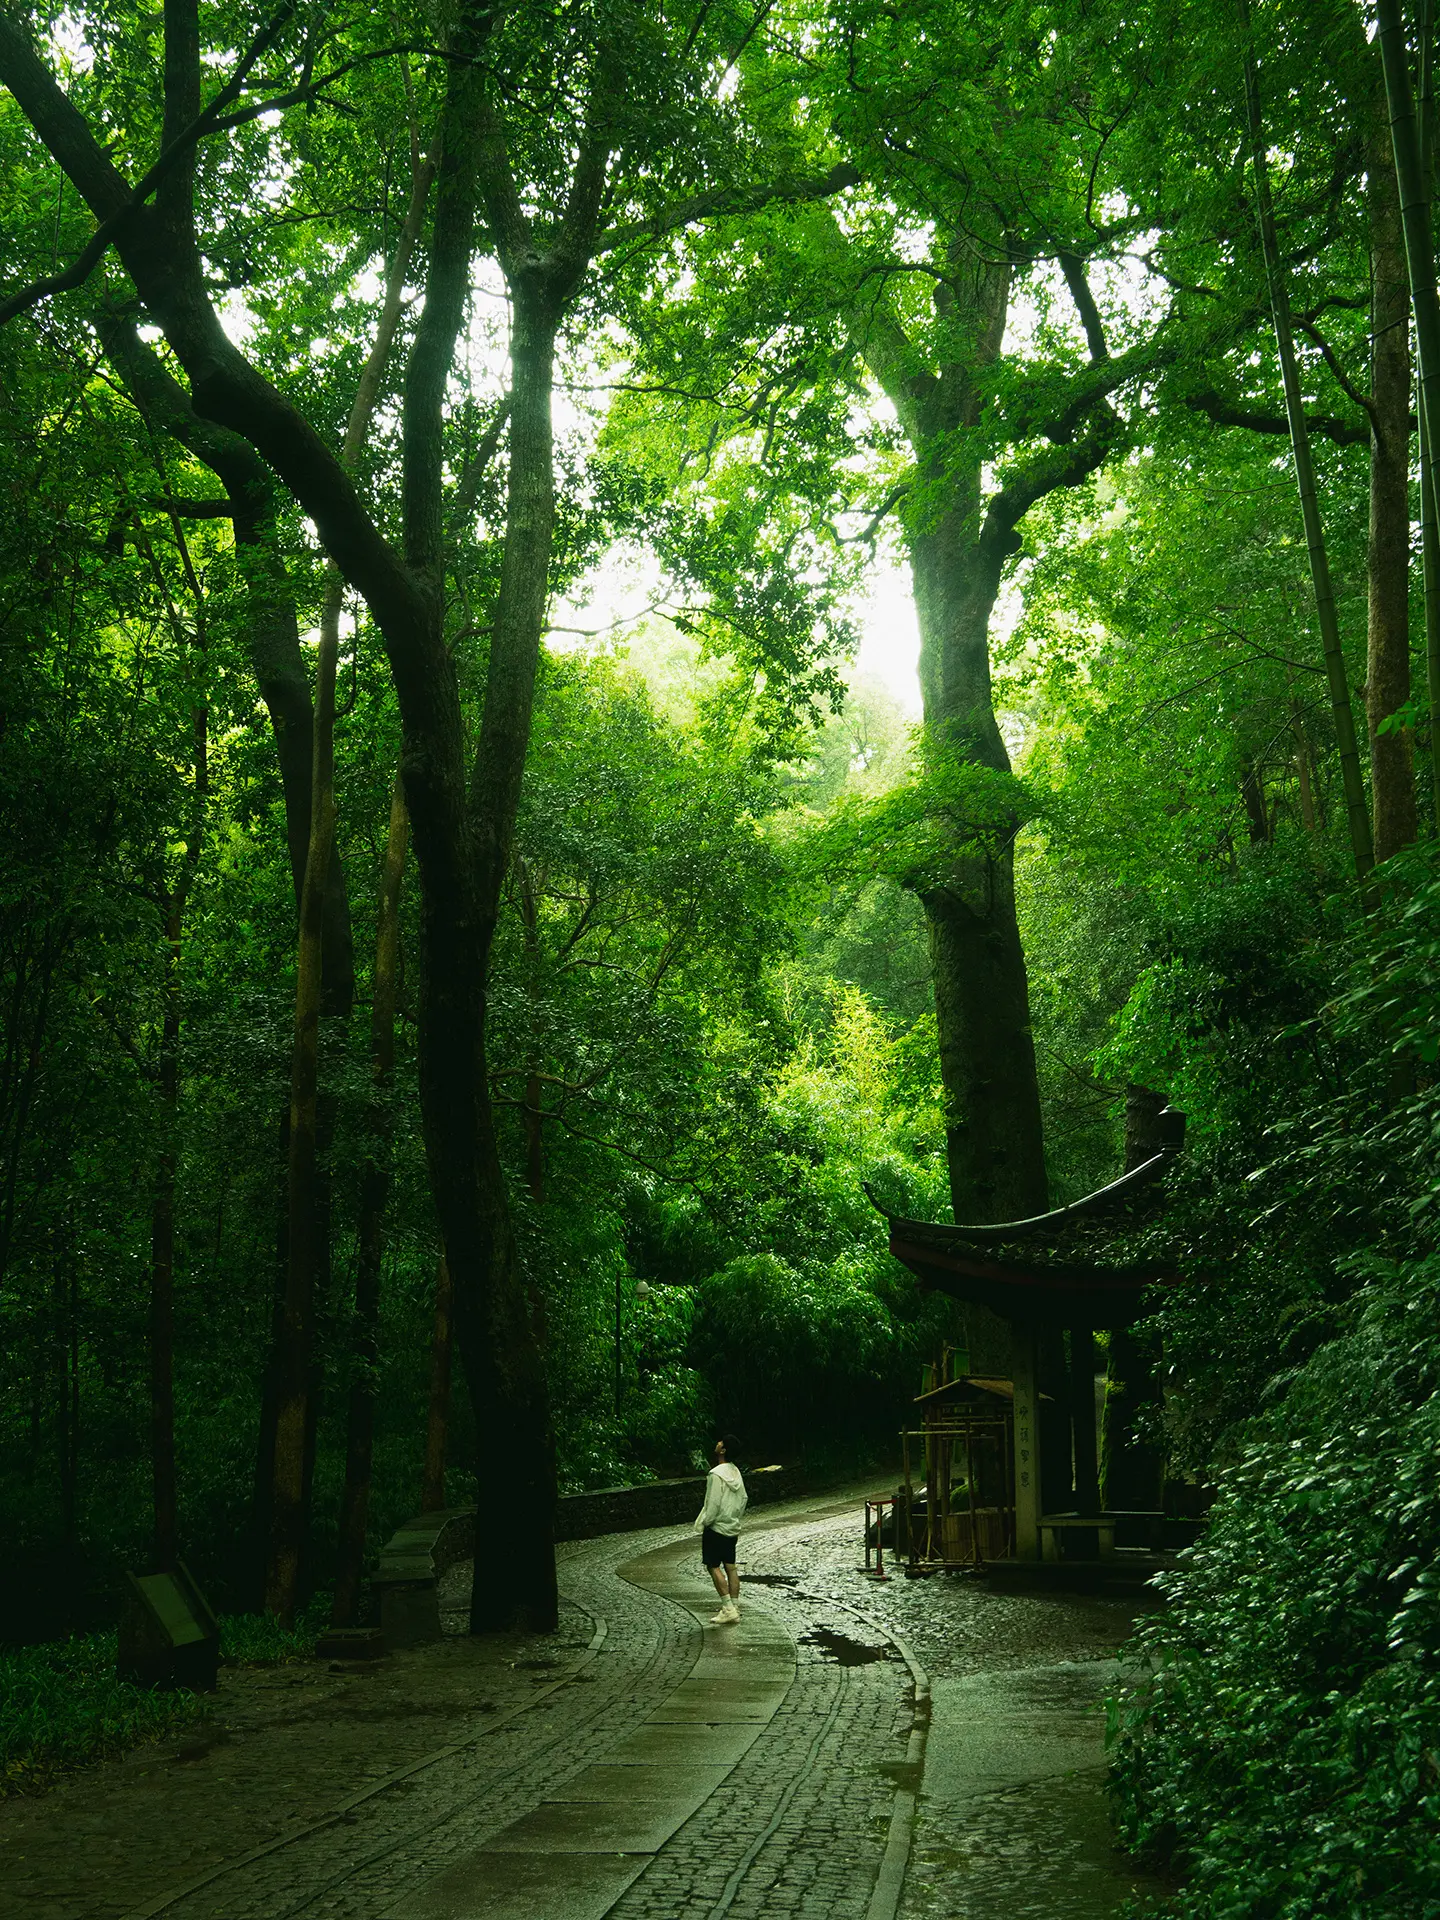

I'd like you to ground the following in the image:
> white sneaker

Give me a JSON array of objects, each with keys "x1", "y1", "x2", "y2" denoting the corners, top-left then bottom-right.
[{"x1": 711, "y1": 1602, "x2": 738, "y2": 1624}]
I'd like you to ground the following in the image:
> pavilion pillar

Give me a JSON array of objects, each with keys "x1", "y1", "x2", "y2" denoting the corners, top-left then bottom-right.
[
  {"x1": 1038, "y1": 1326, "x2": 1073, "y2": 1512},
  {"x1": 1010, "y1": 1323, "x2": 1042, "y2": 1559},
  {"x1": 1070, "y1": 1324, "x2": 1101, "y2": 1515}
]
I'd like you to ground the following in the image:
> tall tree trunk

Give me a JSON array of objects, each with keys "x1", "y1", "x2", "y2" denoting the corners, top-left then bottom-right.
[
  {"x1": 895, "y1": 240, "x2": 1049, "y2": 1225},
  {"x1": 909, "y1": 511, "x2": 1048, "y2": 1224},
  {"x1": 54, "y1": 1231, "x2": 78, "y2": 1552},
  {"x1": 331, "y1": 773, "x2": 409, "y2": 1627},
  {"x1": 1240, "y1": 755, "x2": 1270, "y2": 845},
  {"x1": 96, "y1": 312, "x2": 357, "y2": 1012},
  {"x1": 266, "y1": 152, "x2": 433, "y2": 1623},
  {"x1": 248, "y1": 1110, "x2": 288, "y2": 1608},
  {"x1": 421, "y1": 1254, "x2": 453, "y2": 1514},
  {"x1": 265, "y1": 588, "x2": 337, "y2": 1620},
  {"x1": 98, "y1": 315, "x2": 359, "y2": 1602},
  {"x1": 149, "y1": 901, "x2": 181, "y2": 1574},
  {"x1": 1288, "y1": 670, "x2": 1320, "y2": 836},
  {"x1": 410, "y1": 290, "x2": 562, "y2": 1632},
  {"x1": 1367, "y1": 112, "x2": 1418, "y2": 861},
  {"x1": 516, "y1": 857, "x2": 545, "y2": 1203},
  {"x1": 1242, "y1": 18, "x2": 1375, "y2": 886},
  {"x1": 147, "y1": 512, "x2": 207, "y2": 1578}
]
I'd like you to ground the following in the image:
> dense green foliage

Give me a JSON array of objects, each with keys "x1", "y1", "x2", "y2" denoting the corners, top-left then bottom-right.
[
  {"x1": 0, "y1": 1633, "x2": 207, "y2": 1795},
  {"x1": 5, "y1": 0, "x2": 1440, "y2": 1905},
  {"x1": 1112, "y1": 1257, "x2": 1440, "y2": 1916}
]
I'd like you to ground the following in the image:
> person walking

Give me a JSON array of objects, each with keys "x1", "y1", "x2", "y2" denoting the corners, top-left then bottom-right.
[{"x1": 694, "y1": 1434, "x2": 747, "y2": 1623}]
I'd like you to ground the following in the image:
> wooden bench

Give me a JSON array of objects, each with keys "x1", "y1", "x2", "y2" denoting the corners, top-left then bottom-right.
[{"x1": 1037, "y1": 1510, "x2": 1166, "y2": 1561}]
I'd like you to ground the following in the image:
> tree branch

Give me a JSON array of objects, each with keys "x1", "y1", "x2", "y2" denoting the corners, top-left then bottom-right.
[
  {"x1": 152, "y1": 495, "x2": 234, "y2": 518},
  {"x1": 446, "y1": 393, "x2": 512, "y2": 538},
  {"x1": 159, "y1": 0, "x2": 201, "y2": 237},
  {"x1": 402, "y1": 11, "x2": 489, "y2": 581},
  {"x1": 1058, "y1": 249, "x2": 1110, "y2": 363},
  {"x1": 982, "y1": 403, "x2": 1123, "y2": 561},
  {"x1": 1185, "y1": 386, "x2": 1370, "y2": 446},
  {"x1": 1294, "y1": 315, "x2": 1377, "y2": 428},
  {"x1": 837, "y1": 482, "x2": 910, "y2": 546},
  {"x1": 0, "y1": 4, "x2": 296, "y2": 326},
  {"x1": 597, "y1": 162, "x2": 861, "y2": 257},
  {"x1": 554, "y1": 48, "x2": 618, "y2": 281}
]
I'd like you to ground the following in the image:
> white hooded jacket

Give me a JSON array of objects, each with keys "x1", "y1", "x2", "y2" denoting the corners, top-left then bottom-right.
[{"x1": 693, "y1": 1460, "x2": 748, "y2": 1537}]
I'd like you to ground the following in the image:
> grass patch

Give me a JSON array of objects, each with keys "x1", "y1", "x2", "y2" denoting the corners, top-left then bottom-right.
[
  {"x1": 0, "y1": 1631, "x2": 208, "y2": 1797},
  {"x1": 219, "y1": 1596, "x2": 328, "y2": 1666},
  {"x1": 1, "y1": 1597, "x2": 330, "y2": 1797}
]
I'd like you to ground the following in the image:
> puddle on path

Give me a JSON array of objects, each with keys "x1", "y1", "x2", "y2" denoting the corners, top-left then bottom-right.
[{"x1": 798, "y1": 1627, "x2": 892, "y2": 1667}]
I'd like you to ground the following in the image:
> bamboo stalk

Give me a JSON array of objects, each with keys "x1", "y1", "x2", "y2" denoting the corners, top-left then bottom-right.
[
  {"x1": 1378, "y1": 0, "x2": 1440, "y2": 471},
  {"x1": 1416, "y1": 0, "x2": 1440, "y2": 831}
]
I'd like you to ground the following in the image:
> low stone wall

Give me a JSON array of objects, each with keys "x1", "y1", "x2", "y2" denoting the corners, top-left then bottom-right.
[
  {"x1": 370, "y1": 1506, "x2": 476, "y2": 1647},
  {"x1": 553, "y1": 1461, "x2": 804, "y2": 1539},
  {"x1": 370, "y1": 1462, "x2": 852, "y2": 1644}
]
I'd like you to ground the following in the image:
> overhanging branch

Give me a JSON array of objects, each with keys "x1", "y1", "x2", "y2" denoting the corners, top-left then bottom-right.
[
  {"x1": 597, "y1": 162, "x2": 861, "y2": 257},
  {"x1": 1185, "y1": 387, "x2": 1370, "y2": 446},
  {"x1": 0, "y1": 3, "x2": 297, "y2": 327}
]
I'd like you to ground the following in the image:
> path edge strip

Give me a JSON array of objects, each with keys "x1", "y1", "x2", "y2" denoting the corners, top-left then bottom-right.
[{"x1": 812, "y1": 1590, "x2": 931, "y2": 1920}]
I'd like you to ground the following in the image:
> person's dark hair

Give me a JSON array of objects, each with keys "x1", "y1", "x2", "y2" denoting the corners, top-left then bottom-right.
[{"x1": 718, "y1": 1433, "x2": 742, "y2": 1464}]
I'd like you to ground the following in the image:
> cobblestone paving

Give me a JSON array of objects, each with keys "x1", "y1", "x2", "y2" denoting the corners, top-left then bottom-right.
[
  {"x1": 750, "y1": 1507, "x2": 1148, "y2": 1677},
  {"x1": 0, "y1": 1527, "x2": 694, "y2": 1920},
  {"x1": 610, "y1": 1502, "x2": 913, "y2": 1920},
  {"x1": 727, "y1": 1504, "x2": 1164, "y2": 1920}
]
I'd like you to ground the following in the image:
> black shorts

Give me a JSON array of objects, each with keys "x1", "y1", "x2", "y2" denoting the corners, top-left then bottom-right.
[{"x1": 701, "y1": 1527, "x2": 739, "y2": 1569}]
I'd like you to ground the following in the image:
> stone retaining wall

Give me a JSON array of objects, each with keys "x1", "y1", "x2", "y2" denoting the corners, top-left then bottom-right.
[
  {"x1": 371, "y1": 1462, "x2": 859, "y2": 1644},
  {"x1": 553, "y1": 1461, "x2": 806, "y2": 1540}
]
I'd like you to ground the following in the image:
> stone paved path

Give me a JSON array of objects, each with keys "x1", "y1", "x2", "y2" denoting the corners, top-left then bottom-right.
[
  {"x1": 0, "y1": 1485, "x2": 1164, "y2": 1920},
  {"x1": 746, "y1": 1504, "x2": 1175, "y2": 1918}
]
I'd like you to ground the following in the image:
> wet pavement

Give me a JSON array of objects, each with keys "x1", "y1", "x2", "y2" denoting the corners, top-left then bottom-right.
[
  {"x1": 0, "y1": 1484, "x2": 1169, "y2": 1919},
  {"x1": 736, "y1": 1498, "x2": 1172, "y2": 1920},
  {"x1": 906, "y1": 1665, "x2": 1169, "y2": 1918}
]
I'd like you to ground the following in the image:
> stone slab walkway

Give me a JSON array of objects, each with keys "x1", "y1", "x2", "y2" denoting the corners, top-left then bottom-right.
[
  {"x1": 740, "y1": 1502, "x2": 1174, "y2": 1919},
  {"x1": 393, "y1": 1532, "x2": 797, "y2": 1919}
]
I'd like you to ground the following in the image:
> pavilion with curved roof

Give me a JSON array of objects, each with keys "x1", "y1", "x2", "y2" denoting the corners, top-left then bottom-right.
[{"x1": 868, "y1": 1104, "x2": 1187, "y2": 1565}]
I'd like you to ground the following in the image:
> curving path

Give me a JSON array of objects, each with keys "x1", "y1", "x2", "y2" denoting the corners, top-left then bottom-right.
[
  {"x1": 393, "y1": 1533, "x2": 802, "y2": 1919},
  {"x1": 1, "y1": 1487, "x2": 1156, "y2": 1919}
]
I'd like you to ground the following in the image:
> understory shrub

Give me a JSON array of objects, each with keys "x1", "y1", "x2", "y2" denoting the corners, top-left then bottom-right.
[
  {"x1": 691, "y1": 1251, "x2": 907, "y2": 1456},
  {"x1": 1110, "y1": 1254, "x2": 1440, "y2": 1917}
]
